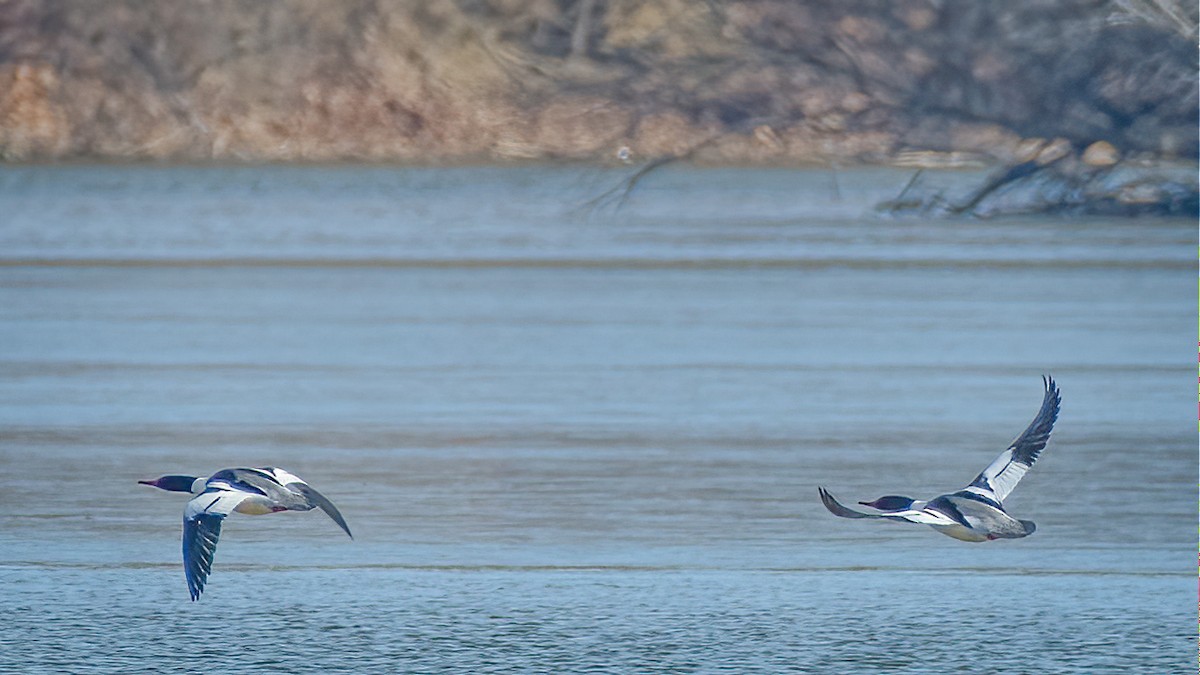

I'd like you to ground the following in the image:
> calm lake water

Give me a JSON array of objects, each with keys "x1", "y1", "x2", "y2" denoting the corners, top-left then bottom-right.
[{"x1": 0, "y1": 165, "x2": 1194, "y2": 673}]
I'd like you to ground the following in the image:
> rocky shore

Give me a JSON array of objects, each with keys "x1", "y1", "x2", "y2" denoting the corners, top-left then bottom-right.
[{"x1": 0, "y1": 1, "x2": 1195, "y2": 174}]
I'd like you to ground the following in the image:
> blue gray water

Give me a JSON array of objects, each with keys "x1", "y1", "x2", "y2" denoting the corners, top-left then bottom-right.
[{"x1": 0, "y1": 166, "x2": 1194, "y2": 673}]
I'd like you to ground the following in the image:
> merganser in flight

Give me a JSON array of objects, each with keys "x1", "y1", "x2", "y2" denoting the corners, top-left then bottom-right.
[
  {"x1": 139, "y1": 467, "x2": 352, "y2": 600},
  {"x1": 819, "y1": 376, "x2": 1060, "y2": 542}
]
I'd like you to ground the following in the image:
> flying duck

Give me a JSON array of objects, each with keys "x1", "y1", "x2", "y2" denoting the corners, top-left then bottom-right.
[
  {"x1": 139, "y1": 466, "x2": 352, "y2": 600},
  {"x1": 819, "y1": 376, "x2": 1061, "y2": 542}
]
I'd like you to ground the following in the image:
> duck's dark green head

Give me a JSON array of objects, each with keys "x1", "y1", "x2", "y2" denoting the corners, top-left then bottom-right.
[
  {"x1": 138, "y1": 475, "x2": 199, "y2": 493},
  {"x1": 859, "y1": 495, "x2": 914, "y2": 512}
]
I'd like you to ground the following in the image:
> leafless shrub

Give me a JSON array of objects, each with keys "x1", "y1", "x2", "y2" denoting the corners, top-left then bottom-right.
[{"x1": 1107, "y1": 0, "x2": 1198, "y2": 39}]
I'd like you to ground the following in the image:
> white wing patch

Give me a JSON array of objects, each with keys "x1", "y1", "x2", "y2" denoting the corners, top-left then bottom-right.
[
  {"x1": 969, "y1": 448, "x2": 1032, "y2": 504},
  {"x1": 889, "y1": 508, "x2": 958, "y2": 526},
  {"x1": 260, "y1": 466, "x2": 305, "y2": 486},
  {"x1": 184, "y1": 486, "x2": 251, "y2": 521}
]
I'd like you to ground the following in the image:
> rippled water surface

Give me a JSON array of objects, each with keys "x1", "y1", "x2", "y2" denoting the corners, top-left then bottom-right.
[{"x1": 0, "y1": 166, "x2": 1194, "y2": 673}]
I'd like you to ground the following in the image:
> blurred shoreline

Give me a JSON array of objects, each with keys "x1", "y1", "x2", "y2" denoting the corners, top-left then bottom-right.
[{"x1": 0, "y1": 2, "x2": 1196, "y2": 168}]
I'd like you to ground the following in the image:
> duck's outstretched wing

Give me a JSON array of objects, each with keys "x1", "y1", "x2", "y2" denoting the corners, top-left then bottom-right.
[
  {"x1": 293, "y1": 483, "x2": 353, "y2": 539},
  {"x1": 819, "y1": 487, "x2": 886, "y2": 519},
  {"x1": 818, "y1": 487, "x2": 951, "y2": 526},
  {"x1": 247, "y1": 467, "x2": 353, "y2": 539},
  {"x1": 965, "y1": 375, "x2": 1061, "y2": 505},
  {"x1": 183, "y1": 514, "x2": 223, "y2": 601},
  {"x1": 182, "y1": 487, "x2": 250, "y2": 601}
]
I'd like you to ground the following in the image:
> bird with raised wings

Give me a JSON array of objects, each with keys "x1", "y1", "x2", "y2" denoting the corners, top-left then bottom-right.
[
  {"x1": 819, "y1": 376, "x2": 1061, "y2": 542},
  {"x1": 140, "y1": 467, "x2": 352, "y2": 600}
]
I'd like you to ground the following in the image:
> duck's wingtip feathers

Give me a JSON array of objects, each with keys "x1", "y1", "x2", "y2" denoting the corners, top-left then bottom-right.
[
  {"x1": 1043, "y1": 374, "x2": 1061, "y2": 407},
  {"x1": 183, "y1": 513, "x2": 224, "y2": 602},
  {"x1": 819, "y1": 486, "x2": 883, "y2": 519},
  {"x1": 294, "y1": 483, "x2": 353, "y2": 540},
  {"x1": 817, "y1": 486, "x2": 838, "y2": 506}
]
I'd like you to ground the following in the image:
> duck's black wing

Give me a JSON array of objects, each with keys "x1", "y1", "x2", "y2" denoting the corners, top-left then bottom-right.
[
  {"x1": 818, "y1": 486, "x2": 888, "y2": 519},
  {"x1": 181, "y1": 486, "x2": 250, "y2": 601},
  {"x1": 966, "y1": 376, "x2": 1061, "y2": 505},
  {"x1": 292, "y1": 483, "x2": 353, "y2": 539},
  {"x1": 183, "y1": 513, "x2": 224, "y2": 601}
]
